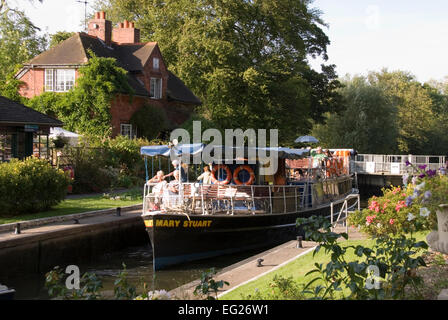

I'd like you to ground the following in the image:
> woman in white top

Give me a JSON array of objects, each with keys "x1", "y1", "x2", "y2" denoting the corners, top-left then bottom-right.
[{"x1": 197, "y1": 166, "x2": 213, "y2": 184}]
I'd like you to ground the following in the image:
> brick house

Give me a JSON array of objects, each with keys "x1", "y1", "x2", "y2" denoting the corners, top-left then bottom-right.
[{"x1": 15, "y1": 11, "x2": 201, "y2": 137}]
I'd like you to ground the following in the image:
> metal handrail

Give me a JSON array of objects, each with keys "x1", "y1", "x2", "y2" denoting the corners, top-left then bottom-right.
[
  {"x1": 142, "y1": 175, "x2": 354, "y2": 217},
  {"x1": 353, "y1": 154, "x2": 447, "y2": 175},
  {"x1": 330, "y1": 193, "x2": 361, "y2": 232}
]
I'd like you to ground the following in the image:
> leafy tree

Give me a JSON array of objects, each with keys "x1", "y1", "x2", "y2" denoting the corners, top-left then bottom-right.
[
  {"x1": 0, "y1": 5, "x2": 48, "y2": 81},
  {"x1": 367, "y1": 70, "x2": 435, "y2": 154},
  {"x1": 50, "y1": 31, "x2": 75, "y2": 48},
  {"x1": 312, "y1": 76, "x2": 398, "y2": 154},
  {"x1": 93, "y1": 0, "x2": 343, "y2": 144}
]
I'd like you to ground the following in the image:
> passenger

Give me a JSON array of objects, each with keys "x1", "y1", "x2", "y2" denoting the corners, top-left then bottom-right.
[
  {"x1": 165, "y1": 159, "x2": 188, "y2": 182},
  {"x1": 311, "y1": 146, "x2": 326, "y2": 168},
  {"x1": 168, "y1": 170, "x2": 181, "y2": 194},
  {"x1": 163, "y1": 170, "x2": 182, "y2": 208},
  {"x1": 293, "y1": 168, "x2": 303, "y2": 180},
  {"x1": 147, "y1": 170, "x2": 166, "y2": 209},
  {"x1": 197, "y1": 165, "x2": 213, "y2": 184},
  {"x1": 147, "y1": 170, "x2": 165, "y2": 184},
  {"x1": 324, "y1": 149, "x2": 333, "y2": 158}
]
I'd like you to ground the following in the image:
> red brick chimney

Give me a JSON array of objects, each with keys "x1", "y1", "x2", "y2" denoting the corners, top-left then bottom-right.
[
  {"x1": 88, "y1": 11, "x2": 112, "y2": 46},
  {"x1": 112, "y1": 19, "x2": 141, "y2": 44}
]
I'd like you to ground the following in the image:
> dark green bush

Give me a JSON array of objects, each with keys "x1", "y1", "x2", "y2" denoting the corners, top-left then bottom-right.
[
  {"x1": 130, "y1": 104, "x2": 168, "y2": 140},
  {"x1": 0, "y1": 157, "x2": 70, "y2": 215}
]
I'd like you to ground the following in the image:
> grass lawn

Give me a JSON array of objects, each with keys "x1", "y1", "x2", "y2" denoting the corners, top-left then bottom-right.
[
  {"x1": 0, "y1": 190, "x2": 142, "y2": 225},
  {"x1": 220, "y1": 232, "x2": 428, "y2": 300}
]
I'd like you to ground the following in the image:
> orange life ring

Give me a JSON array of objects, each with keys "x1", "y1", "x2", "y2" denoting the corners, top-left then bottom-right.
[
  {"x1": 211, "y1": 164, "x2": 232, "y2": 185},
  {"x1": 233, "y1": 165, "x2": 255, "y2": 185}
]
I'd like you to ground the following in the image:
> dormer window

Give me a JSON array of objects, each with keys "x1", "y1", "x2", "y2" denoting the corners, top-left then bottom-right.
[
  {"x1": 45, "y1": 69, "x2": 75, "y2": 92},
  {"x1": 153, "y1": 57, "x2": 159, "y2": 70},
  {"x1": 150, "y1": 78, "x2": 162, "y2": 99}
]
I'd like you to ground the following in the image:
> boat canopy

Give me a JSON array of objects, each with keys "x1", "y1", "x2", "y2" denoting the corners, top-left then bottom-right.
[
  {"x1": 140, "y1": 143, "x2": 206, "y2": 157},
  {"x1": 140, "y1": 144, "x2": 310, "y2": 160}
]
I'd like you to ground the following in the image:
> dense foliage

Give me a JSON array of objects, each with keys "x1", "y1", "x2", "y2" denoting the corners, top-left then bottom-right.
[
  {"x1": 313, "y1": 70, "x2": 448, "y2": 154},
  {"x1": 130, "y1": 104, "x2": 168, "y2": 140},
  {"x1": 60, "y1": 135, "x2": 153, "y2": 193},
  {"x1": 93, "y1": 0, "x2": 344, "y2": 144},
  {"x1": 349, "y1": 163, "x2": 447, "y2": 237},
  {"x1": 26, "y1": 52, "x2": 134, "y2": 136},
  {"x1": 0, "y1": 4, "x2": 47, "y2": 82},
  {"x1": 0, "y1": 157, "x2": 70, "y2": 215},
  {"x1": 296, "y1": 215, "x2": 428, "y2": 300}
]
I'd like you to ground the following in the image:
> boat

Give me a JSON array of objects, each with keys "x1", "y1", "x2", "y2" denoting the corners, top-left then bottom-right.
[
  {"x1": 140, "y1": 144, "x2": 359, "y2": 270},
  {"x1": 0, "y1": 284, "x2": 15, "y2": 300}
]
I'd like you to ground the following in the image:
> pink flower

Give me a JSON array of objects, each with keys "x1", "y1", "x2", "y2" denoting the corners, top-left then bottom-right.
[
  {"x1": 395, "y1": 200, "x2": 407, "y2": 212},
  {"x1": 366, "y1": 215, "x2": 377, "y2": 224},
  {"x1": 389, "y1": 219, "x2": 394, "y2": 225}
]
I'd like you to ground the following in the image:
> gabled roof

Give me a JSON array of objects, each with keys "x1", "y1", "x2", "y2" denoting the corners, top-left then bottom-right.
[
  {"x1": 0, "y1": 96, "x2": 63, "y2": 127},
  {"x1": 21, "y1": 33, "x2": 200, "y2": 104}
]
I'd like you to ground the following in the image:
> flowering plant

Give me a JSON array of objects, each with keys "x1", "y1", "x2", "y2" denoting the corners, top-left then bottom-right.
[
  {"x1": 349, "y1": 185, "x2": 428, "y2": 236},
  {"x1": 402, "y1": 162, "x2": 448, "y2": 230}
]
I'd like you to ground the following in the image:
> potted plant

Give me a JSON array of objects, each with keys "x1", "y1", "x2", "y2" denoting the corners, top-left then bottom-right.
[{"x1": 403, "y1": 162, "x2": 448, "y2": 254}]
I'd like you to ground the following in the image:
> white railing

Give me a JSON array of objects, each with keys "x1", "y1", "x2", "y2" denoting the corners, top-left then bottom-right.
[
  {"x1": 143, "y1": 183, "x2": 310, "y2": 216},
  {"x1": 352, "y1": 154, "x2": 446, "y2": 175}
]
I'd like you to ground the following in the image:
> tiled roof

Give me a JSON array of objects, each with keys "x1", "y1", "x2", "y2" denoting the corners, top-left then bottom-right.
[{"x1": 0, "y1": 96, "x2": 63, "y2": 126}]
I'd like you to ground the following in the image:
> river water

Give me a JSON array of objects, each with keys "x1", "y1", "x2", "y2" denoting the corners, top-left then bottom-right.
[{"x1": 4, "y1": 242, "x2": 271, "y2": 300}]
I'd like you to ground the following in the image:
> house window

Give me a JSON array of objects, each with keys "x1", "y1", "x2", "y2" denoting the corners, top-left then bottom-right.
[
  {"x1": 45, "y1": 69, "x2": 75, "y2": 92},
  {"x1": 150, "y1": 78, "x2": 162, "y2": 99},
  {"x1": 153, "y1": 57, "x2": 159, "y2": 70},
  {"x1": 120, "y1": 123, "x2": 133, "y2": 138}
]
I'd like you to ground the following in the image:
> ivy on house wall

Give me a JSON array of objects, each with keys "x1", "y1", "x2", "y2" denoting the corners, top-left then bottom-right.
[{"x1": 26, "y1": 51, "x2": 135, "y2": 137}]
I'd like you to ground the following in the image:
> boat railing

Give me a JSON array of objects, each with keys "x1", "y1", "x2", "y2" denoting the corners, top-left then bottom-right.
[{"x1": 142, "y1": 182, "x2": 312, "y2": 216}]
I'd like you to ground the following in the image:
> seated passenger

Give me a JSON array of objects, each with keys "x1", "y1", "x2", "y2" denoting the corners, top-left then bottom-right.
[
  {"x1": 147, "y1": 170, "x2": 166, "y2": 208},
  {"x1": 197, "y1": 165, "x2": 213, "y2": 184},
  {"x1": 163, "y1": 170, "x2": 182, "y2": 208}
]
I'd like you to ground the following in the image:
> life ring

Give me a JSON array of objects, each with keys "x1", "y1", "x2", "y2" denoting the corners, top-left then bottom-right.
[
  {"x1": 233, "y1": 165, "x2": 255, "y2": 185},
  {"x1": 211, "y1": 164, "x2": 232, "y2": 185}
]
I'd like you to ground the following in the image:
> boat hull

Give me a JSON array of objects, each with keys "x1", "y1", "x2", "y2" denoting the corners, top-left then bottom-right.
[{"x1": 143, "y1": 199, "x2": 353, "y2": 270}]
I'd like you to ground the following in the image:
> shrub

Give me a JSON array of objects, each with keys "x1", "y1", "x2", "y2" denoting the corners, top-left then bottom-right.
[
  {"x1": 61, "y1": 135, "x2": 159, "y2": 193},
  {"x1": 348, "y1": 185, "x2": 431, "y2": 236},
  {"x1": 0, "y1": 157, "x2": 70, "y2": 215},
  {"x1": 130, "y1": 104, "x2": 168, "y2": 140}
]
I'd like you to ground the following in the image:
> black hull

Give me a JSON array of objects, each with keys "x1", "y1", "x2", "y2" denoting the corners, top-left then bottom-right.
[{"x1": 143, "y1": 199, "x2": 354, "y2": 270}]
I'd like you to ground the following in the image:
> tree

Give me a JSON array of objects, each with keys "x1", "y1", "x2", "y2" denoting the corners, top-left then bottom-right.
[
  {"x1": 0, "y1": 4, "x2": 48, "y2": 81},
  {"x1": 312, "y1": 76, "x2": 398, "y2": 154},
  {"x1": 367, "y1": 70, "x2": 435, "y2": 154},
  {"x1": 50, "y1": 31, "x2": 75, "y2": 48},
  {"x1": 93, "y1": 0, "x2": 343, "y2": 144}
]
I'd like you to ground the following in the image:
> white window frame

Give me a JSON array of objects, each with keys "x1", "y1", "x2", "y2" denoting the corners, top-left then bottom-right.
[
  {"x1": 44, "y1": 69, "x2": 75, "y2": 92},
  {"x1": 120, "y1": 123, "x2": 133, "y2": 138},
  {"x1": 150, "y1": 77, "x2": 162, "y2": 99},
  {"x1": 153, "y1": 57, "x2": 159, "y2": 70}
]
